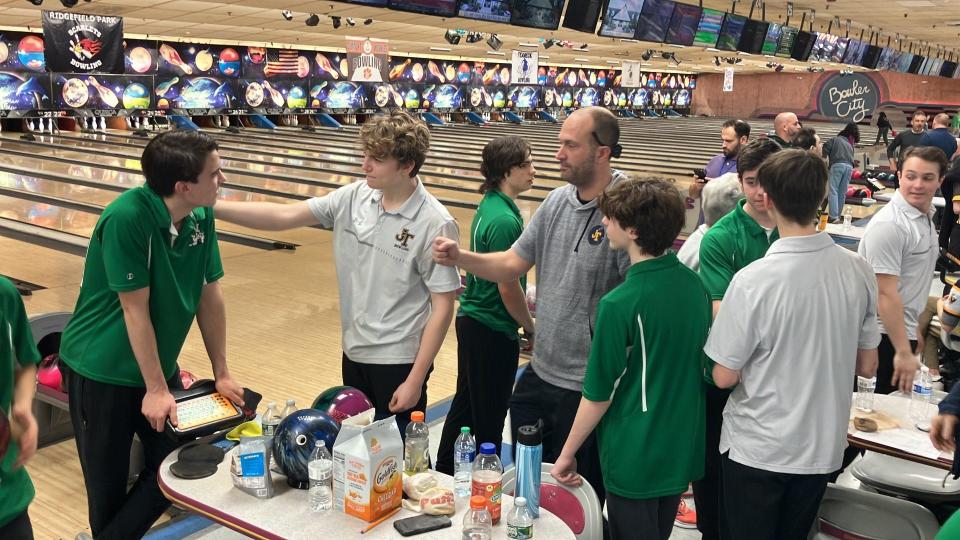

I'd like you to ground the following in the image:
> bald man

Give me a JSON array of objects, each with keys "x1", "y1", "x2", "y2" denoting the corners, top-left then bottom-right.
[
  {"x1": 432, "y1": 107, "x2": 630, "y2": 509},
  {"x1": 918, "y1": 113, "x2": 958, "y2": 162},
  {"x1": 770, "y1": 112, "x2": 801, "y2": 148}
]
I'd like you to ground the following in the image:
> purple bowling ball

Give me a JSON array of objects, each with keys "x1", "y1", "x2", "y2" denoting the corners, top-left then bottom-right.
[{"x1": 311, "y1": 386, "x2": 374, "y2": 425}]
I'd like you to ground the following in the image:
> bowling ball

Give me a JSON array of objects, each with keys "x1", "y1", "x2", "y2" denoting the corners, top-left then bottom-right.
[
  {"x1": 218, "y1": 48, "x2": 240, "y2": 76},
  {"x1": 157, "y1": 98, "x2": 170, "y2": 109},
  {"x1": 17, "y1": 35, "x2": 45, "y2": 71},
  {"x1": 457, "y1": 63, "x2": 472, "y2": 84},
  {"x1": 851, "y1": 169, "x2": 862, "y2": 180},
  {"x1": 286, "y1": 86, "x2": 307, "y2": 109},
  {"x1": 311, "y1": 386, "x2": 374, "y2": 424},
  {"x1": 122, "y1": 83, "x2": 150, "y2": 110},
  {"x1": 0, "y1": 41, "x2": 8, "y2": 64},
  {"x1": 179, "y1": 369, "x2": 198, "y2": 389},
  {"x1": 37, "y1": 354, "x2": 62, "y2": 392},
  {"x1": 62, "y1": 77, "x2": 89, "y2": 108},
  {"x1": 273, "y1": 409, "x2": 340, "y2": 488}
]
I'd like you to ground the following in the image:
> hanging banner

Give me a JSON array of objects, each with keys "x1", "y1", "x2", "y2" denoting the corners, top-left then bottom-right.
[
  {"x1": 346, "y1": 37, "x2": 389, "y2": 83},
  {"x1": 621, "y1": 60, "x2": 641, "y2": 88},
  {"x1": 42, "y1": 11, "x2": 124, "y2": 73},
  {"x1": 723, "y1": 67, "x2": 735, "y2": 92},
  {"x1": 511, "y1": 50, "x2": 538, "y2": 85}
]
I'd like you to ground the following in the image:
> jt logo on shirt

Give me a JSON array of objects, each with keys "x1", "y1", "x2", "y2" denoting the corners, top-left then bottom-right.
[{"x1": 395, "y1": 228, "x2": 415, "y2": 249}]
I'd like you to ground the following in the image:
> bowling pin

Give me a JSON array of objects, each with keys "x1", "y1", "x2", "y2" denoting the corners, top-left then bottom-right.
[
  {"x1": 214, "y1": 115, "x2": 222, "y2": 128},
  {"x1": 222, "y1": 115, "x2": 229, "y2": 127},
  {"x1": 125, "y1": 117, "x2": 133, "y2": 129},
  {"x1": 292, "y1": 115, "x2": 299, "y2": 126},
  {"x1": 98, "y1": 117, "x2": 106, "y2": 130}
]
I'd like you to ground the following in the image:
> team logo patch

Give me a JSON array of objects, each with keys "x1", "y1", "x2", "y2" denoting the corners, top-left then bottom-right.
[
  {"x1": 189, "y1": 223, "x2": 205, "y2": 246},
  {"x1": 588, "y1": 225, "x2": 605, "y2": 245},
  {"x1": 394, "y1": 228, "x2": 415, "y2": 250}
]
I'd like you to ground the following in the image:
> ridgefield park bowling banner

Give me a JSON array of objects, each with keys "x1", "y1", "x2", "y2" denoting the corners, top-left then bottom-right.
[{"x1": 42, "y1": 10, "x2": 124, "y2": 73}]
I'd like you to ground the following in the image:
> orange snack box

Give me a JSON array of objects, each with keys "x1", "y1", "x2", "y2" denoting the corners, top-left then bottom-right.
[{"x1": 332, "y1": 413, "x2": 403, "y2": 522}]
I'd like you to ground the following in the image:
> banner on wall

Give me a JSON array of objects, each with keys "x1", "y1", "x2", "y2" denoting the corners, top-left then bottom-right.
[
  {"x1": 723, "y1": 67, "x2": 734, "y2": 92},
  {"x1": 346, "y1": 37, "x2": 389, "y2": 82},
  {"x1": 817, "y1": 72, "x2": 879, "y2": 123},
  {"x1": 511, "y1": 50, "x2": 538, "y2": 85},
  {"x1": 42, "y1": 11, "x2": 124, "y2": 73},
  {"x1": 621, "y1": 61, "x2": 641, "y2": 88}
]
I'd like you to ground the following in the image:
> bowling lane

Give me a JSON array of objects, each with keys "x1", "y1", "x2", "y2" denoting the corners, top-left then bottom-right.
[
  {"x1": 0, "y1": 236, "x2": 84, "y2": 290},
  {"x1": 0, "y1": 193, "x2": 260, "y2": 259},
  {"x1": 0, "y1": 135, "x2": 533, "y2": 219},
  {"x1": 0, "y1": 170, "x2": 324, "y2": 246}
]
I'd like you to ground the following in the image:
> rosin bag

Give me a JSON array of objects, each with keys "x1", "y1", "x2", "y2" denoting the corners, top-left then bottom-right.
[
  {"x1": 230, "y1": 436, "x2": 275, "y2": 499},
  {"x1": 333, "y1": 414, "x2": 403, "y2": 522}
]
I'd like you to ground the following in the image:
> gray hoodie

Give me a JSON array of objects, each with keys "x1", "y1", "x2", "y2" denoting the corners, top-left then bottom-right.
[{"x1": 513, "y1": 170, "x2": 631, "y2": 391}]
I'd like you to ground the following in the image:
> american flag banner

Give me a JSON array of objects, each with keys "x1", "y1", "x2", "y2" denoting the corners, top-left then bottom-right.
[{"x1": 264, "y1": 49, "x2": 300, "y2": 77}]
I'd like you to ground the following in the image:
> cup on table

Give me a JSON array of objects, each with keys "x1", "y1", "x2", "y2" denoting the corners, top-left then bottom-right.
[{"x1": 856, "y1": 376, "x2": 877, "y2": 412}]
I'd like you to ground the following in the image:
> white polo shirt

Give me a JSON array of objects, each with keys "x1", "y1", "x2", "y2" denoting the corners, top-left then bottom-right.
[
  {"x1": 858, "y1": 190, "x2": 938, "y2": 339},
  {"x1": 308, "y1": 179, "x2": 461, "y2": 364},
  {"x1": 705, "y1": 232, "x2": 881, "y2": 474}
]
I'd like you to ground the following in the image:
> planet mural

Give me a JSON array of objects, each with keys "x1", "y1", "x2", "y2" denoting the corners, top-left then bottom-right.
[
  {"x1": 128, "y1": 46, "x2": 152, "y2": 73},
  {"x1": 18, "y1": 35, "x2": 45, "y2": 71},
  {"x1": 286, "y1": 85, "x2": 306, "y2": 108},
  {"x1": 218, "y1": 48, "x2": 240, "y2": 76},
  {"x1": 122, "y1": 83, "x2": 150, "y2": 109}
]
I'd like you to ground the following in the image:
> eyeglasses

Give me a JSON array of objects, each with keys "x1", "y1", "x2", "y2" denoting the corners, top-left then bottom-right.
[{"x1": 590, "y1": 131, "x2": 623, "y2": 158}]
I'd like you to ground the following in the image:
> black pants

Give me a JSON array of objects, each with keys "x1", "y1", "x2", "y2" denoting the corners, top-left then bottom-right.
[
  {"x1": 606, "y1": 492, "x2": 681, "y2": 540},
  {"x1": 877, "y1": 333, "x2": 918, "y2": 395},
  {"x1": 435, "y1": 316, "x2": 519, "y2": 475},
  {"x1": 722, "y1": 453, "x2": 828, "y2": 540},
  {"x1": 507, "y1": 365, "x2": 606, "y2": 506},
  {"x1": 941, "y1": 177, "x2": 957, "y2": 252},
  {"x1": 692, "y1": 383, "x2": 732, "y2": 540},
  {"x1": 341, "y1": 353, "x2": 430, "y2": 438},
  {"x1": 874, "y1": 127, "x2": 889, "y2": 145},
  {"x1": 0, "y1": 511, "x2": 33, "y2": 540},
  {"x1": 64, "y1": 364, "x2": 183, "y2": 540}
]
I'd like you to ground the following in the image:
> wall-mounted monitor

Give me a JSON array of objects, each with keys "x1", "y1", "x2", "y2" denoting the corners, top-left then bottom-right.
[
  {"x1": 940, "y1": 61, "x2": 958, "y2": 78},
  {"x1": 562, "y1": 0, "x2": 603, "y2": 33},
  {"x1": 737, "y1": 19, "x2": 769, "y2": 55},
  {"x1": 692, "y1": 8, "x2": 723, "y2": 48},
  {"x1": 389, "y1": 0, "x2": 457, "y2": 17},
  {"x1": 634, "y1": 0, "x2": 676, "y2": 43},
  {"x1": 458, "y1": 0, "x2": 512, "y2": 22},
  {"x1": 810, "y1": 33, "x2": 838, "y2": 62},
  {"x1": 908, "y1": 55, "x2": 924, "y2": 74},
  {"x1": 761, "y1": 23, "x2": 782, "y2": 56},
  {"x1": 831, "y1": 37, "x2": 850, "y2": 63},
  {"x1": 716, "y1": 13, "x2": 747, "y2": 52},
  {"x1": 510, "y1": 0, "x2": 565, "y2": 30},
  {"x1": 775, "y1": 26, "x2": 798, "y2": 58},
  {"x1": 842, "y1": 39, "x2": 867, "y2": 65},
  {"x1": 895, "y1": 52, "x2": 914, "y2": 73},
  {"x1": 790, "y1": 31, "x2": 816, "y2": 61},
  {"x1": 597, "y1": 0, "x2": 644, "y2": 38},
  {"x1": 663, "y1": 3, "x2": 702, "y2": 46}
]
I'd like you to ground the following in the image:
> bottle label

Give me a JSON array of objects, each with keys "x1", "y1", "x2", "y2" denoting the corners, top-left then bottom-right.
[
  {"x1": 455, "y1": 450, "x2": 476, "y2": 463},
  {"x1": 472, "y1": 479, "x2": 502, "y2": 523},
  {"x1": 507, "y1": 524, "x2": 533, "y2": 539}
]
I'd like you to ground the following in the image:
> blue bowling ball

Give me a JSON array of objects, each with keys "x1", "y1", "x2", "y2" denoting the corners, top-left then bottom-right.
[{"x1": 272, "y1": 409, "x2": 340, "y2": 489}]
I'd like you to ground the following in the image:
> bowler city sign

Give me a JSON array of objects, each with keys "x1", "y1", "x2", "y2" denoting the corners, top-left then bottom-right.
[{"x1": 817, "y1": 72, "x2": 879, "y2": 123}]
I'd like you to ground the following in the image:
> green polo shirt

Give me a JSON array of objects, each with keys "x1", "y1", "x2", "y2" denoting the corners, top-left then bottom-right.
[
  {"x1": 60, "y1": 186, "x2": 224, "y2": 387},
  {"x1": 699, "y1": 199, "x2": 779, "y2": 301},
  {"x1": 582, "y1": 253, "x2": 710, "y2": 499},
  {"x1": 457, "y1": 190, "x2": 526, "y2": 338},
  {"x1": 0, "y1": 277, "x2": 41, "y2": 528}
]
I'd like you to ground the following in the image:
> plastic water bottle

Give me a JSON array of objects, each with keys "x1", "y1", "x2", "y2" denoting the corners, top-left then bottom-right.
[
  {"x1": 842, "y1": 206, "x2": 853, "y2": 232},
  {"x1": 463, "y1": 495, "x2": 493, "y2": 540},
  {"x1": 261, "y1": 402, "x2": 280, "y2": 439},
  {"x1": 404, "y1": 411, "x2": 430, "y2": 475},
  {"x1": 308, "y1": 440, "x2": 333, "y2": 511},
  {"x1": 507, "y1": 497, "x2": 534, "y2": 539},
  {"x1": 472, "y1": 442, "x2": 504, "y2": 524},
  {"x1": 910, "y1": 365, "x2": 933, "y2": 422},
  {"x1": 280, "y1": 399, "x2": 296, "y2": 420},
  {"x1": 454, "y1": 426, "x2": 476, "y2": 501},
  {"x1": 514, "y1": 423, "x2": 542, "y2": 518}
]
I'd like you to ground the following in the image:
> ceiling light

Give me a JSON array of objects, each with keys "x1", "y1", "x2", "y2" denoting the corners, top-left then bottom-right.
[
  {"x1": 661, "y1": 51, "x2": 671, "y2": 59},
  {"x1": 486, "y1": 51, "x2": 505, "y2": 56},
  {"x1": 60, "y1": 0, "x2": 77, "y2": 6},
  {"x1": 540, "y1": 55, "x2": 550, "y2": 59},
  {"x1": 574, "y1": 57, "x2": 590, "y2": 62},
  {"x1": 487, "y1": 33, "x2": 502, "y2": 51},
  {"x1": 364, "y1": 18, "x2": 373, "y2": 25},
  {"x1": 444, "y1": 30, "x2": 461, "y2": 45},
  {"x1": 466, "y1": 32, "x2": 483, "y2": 44},
  {"x1": 346, "y1": 17, "x2": 356, "y2": 26},
  {"x1": 518, "y1": 42, "x2": 539, "y2": 48},
  {"x1": 543, "y1": 39, "x2": 554, "y2": 49},
  {"x1": 430, "y1": 47, "x2": 451, "y2": 51},
  {"x1": 714, "y1": 57, "x2": 721, "y2": 66},
  {"x1": 305, "y1": 13, "x2": 320, "y2": 26},
  {"x1": 331, "y1": 16, "x2": 341, "y2": 29},
  {"x1": 281, "y1": 10, "x2": 294, "y2": 21},
  {"x1": 641, "y1": 50, "x2": 653, "y2": 61},
  {"x1": 579, "y1": 43, "x2": 589, "y2": 50}
]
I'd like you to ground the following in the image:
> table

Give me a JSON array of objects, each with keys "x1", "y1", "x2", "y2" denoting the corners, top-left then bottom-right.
[
  {"x1": 159, "y1": 449, "x2": 576, "y2": 540},
  {"x1": 847, "y1": 393, "x2": 954, "y2": 470}
]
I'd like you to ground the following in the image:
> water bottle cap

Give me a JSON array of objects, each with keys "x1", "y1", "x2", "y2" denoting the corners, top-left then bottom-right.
[
  {"x1": 517, "y1": 424, "x2": 542, "y2": 446},
  {"x1": 921, "y1": 365, "x2": 930, "y2": 373},
  {"x1": 411, "y1": 411, "x2": 425, "y2": 422},
  {"x1": 515, "y1": 497, "x2": 527, "y2": 507},
  {"x1": 286, "y1": 399, "x2": 296, "y2": 405},
  {"x1": 470, "y1": 495, "x2": 487, "y2": 509},
  {"x1": 267, "y1": 401, "x2": 276, "y2": 408},
  {"x1": 479, "y1": 442, "x2": 496, "y2": 454},
  {"x1": 460, "y1": 426, "x2": 471, "y2": 434},
  {"x1": 314, "y1": 440, "x2": 325, "y2": 448}
]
